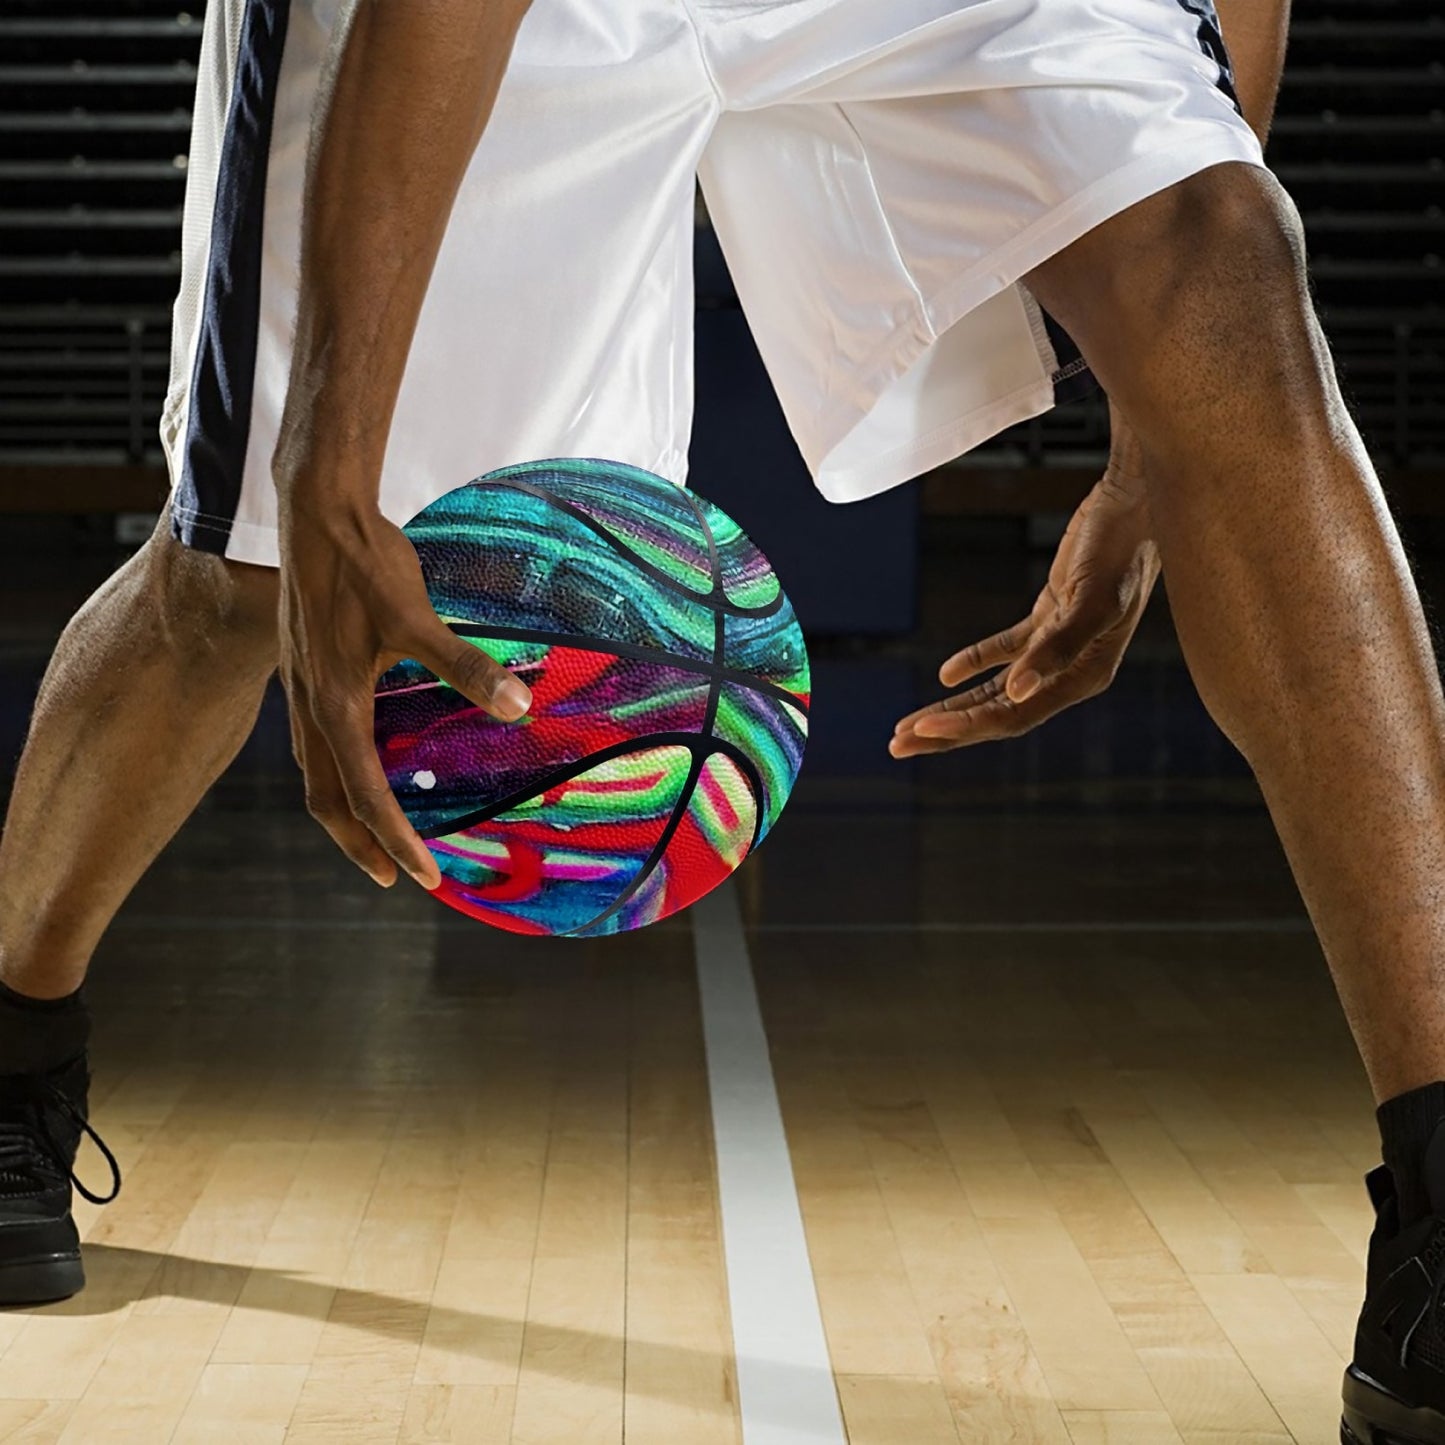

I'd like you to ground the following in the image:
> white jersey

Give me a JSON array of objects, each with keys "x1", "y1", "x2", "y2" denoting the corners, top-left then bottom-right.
[{"x1": 162, "y1": 0, "x2": 1261, "y2": 566}]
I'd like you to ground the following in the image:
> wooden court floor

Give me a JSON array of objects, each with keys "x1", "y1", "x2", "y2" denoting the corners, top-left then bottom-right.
[
  {"x1": 0, "y1": 535, "x2": 1388, "y2": 1444},
  {"x1": 0, "y1": 792, "x2": 1375, "y2": 1445}
]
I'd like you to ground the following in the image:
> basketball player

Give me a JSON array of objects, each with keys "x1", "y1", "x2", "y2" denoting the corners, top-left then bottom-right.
[{"x1": 0, "y1": 1, "x2": 1440, "y2": 1437}]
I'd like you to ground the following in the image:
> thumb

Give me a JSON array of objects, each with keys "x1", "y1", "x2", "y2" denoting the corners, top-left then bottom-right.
[
  {"x1": 414, "y1": 625, "x2": 532, "y2": 721},
  {"x1": 1005, "y1": 593, "x2": 1116, "y2": 703}
]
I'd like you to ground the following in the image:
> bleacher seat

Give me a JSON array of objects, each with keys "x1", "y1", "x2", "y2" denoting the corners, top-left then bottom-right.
[
  {"x1": 0, "y1": 2, "x2": 191, "y2": 465},
  {"x1": 0, "y1": 0, "x2": 1439, "y2": 473}
]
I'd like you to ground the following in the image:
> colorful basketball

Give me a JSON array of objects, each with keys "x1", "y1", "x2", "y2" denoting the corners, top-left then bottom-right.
[{"x1": 374, "y1": 459, "x2": 809, "y2": 937}]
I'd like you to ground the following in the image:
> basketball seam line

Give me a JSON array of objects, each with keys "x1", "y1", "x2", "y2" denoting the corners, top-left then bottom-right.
[
  {"x1": 566, "y1": 494, "x2": 728, "y2": 935},
  {"x1": 567, "y1": 611, "x2": 728, "y2": 936},
  {"x1": 412, "y1": 731, "x2": 768, "y2": 854},
  {"x1": 681, "y1": 471, "x2": 724, "y2": 590}
]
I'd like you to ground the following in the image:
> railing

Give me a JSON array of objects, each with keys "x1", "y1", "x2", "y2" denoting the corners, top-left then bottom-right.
[
  {"x1": 0, "y1": 306, "x2": 172, "y2": 465},
  {"x1": 1, "y1": 300, "x2": 1437, "y2": 475},
  {"x1": 963, "y1": 307, "x2": 1444, "y2": 473}
]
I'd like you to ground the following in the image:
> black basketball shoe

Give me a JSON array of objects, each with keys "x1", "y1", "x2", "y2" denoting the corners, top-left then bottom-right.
[
  {"x1": 0, "y1": 1053, "x2": 120, "y2": 1306},
  {"x1": 1344, "y1": 1123, "x2": 1445, "y2": 1444}
]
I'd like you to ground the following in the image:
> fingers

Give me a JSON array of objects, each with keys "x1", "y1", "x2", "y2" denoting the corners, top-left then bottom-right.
[
  {"x1": 893, "y1": 685, "x2": 1055, "y2": 754},
  {"x1": 315, "y1": 691, "x2": 442, "y2": 890},
  {"x1": 413, "y1": 625, "x2": 532, "y2": 721},
  {"x1": 289, "y1": 690, "x2": 400, "y2": 888},
  {"x1": 894, "y1": 594, "x2": 1116, "y2": 756},
  {"x1": 286, "y1": 627, "x2": 529, "y2": 894},
  {"x1": 890, "y1": 662, "x2": 1104, "y2": 756},
  {"x1": 894, "y1": 596, "x2": 1138, "y2": 756},
  {"x1": 892, "y1": 672, "x2": 1008, "y2": 740},
  {"x1": 914, "y1": 689, "x2": 1036, "y2": 746},
  {"x1": 890, "y1": 674, "x2": 1013, "y2": 756},
  {"x1": 938, "y1": 620, "x2": 1031, "y2": 689}
]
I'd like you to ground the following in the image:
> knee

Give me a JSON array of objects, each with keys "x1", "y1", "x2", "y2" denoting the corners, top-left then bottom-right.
[
  {"x1": 1143, "y1": 165, "x2": 1312, "y2": 357},
  {"x1": 1038, "y1": 163, "x2": 1324, "y2": 405},
  {"x1": 136, "y1": 509, "x2": 278, "y2": 665}
]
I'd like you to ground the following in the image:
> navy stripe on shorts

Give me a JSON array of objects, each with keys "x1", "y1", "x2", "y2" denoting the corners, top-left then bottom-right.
[{"x1": 171, "y1": 0, "x2": 291, "y2": 557}]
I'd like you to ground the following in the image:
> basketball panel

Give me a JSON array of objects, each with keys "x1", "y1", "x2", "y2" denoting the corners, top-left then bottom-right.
[
  {"x1": 695, "y1": 493, "x2": 783, "y2": 612},
  {"x1": 482, "y1": 459, "x2": 717, "y2": 598},
  {"x1": 710, "y1": 684, "x2": 807, "y2": 842},
  {"x1": 718, "y1": 603, "x2": 811, "y2": 706},
  {"x1": 408, "y1": 486, "x2": 717, "y2": 662},
  {"x1": 426, "y1": 743, "x2": 696, "y2": 936}
]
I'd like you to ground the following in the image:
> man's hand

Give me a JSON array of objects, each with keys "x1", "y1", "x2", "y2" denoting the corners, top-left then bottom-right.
[
  {"x1": 278, "y1": 503, "x2": 531, "y2": 889},
  {"x1": 266, "y1": 0, "x2": 533, "y2": 888},
  {"x1": 890, "y1": 453, "x2": 1159, "y2": 757}
]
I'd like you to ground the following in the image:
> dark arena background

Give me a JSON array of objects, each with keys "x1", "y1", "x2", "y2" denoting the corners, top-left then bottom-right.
[{"x1": 0, "y1": 2, "x2": 1442, "y2": 1442}]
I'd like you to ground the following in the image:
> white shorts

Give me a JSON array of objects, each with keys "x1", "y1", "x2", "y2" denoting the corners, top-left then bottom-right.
[{"x1": 163, "y1": 0, "x2": 1264, "y2": 567}]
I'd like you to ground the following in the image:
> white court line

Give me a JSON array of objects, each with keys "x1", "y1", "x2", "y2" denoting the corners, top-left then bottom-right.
[{"x1": 692, "y1": 882, "x2": 848, "y2": 1445}]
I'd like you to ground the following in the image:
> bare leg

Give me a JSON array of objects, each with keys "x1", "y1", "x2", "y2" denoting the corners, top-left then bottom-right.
[
  {"x1": 0, "y1": 513, "x2": 278, "y2": 998},
  {"x1": 1027, "y1": 162, "x2": 1445, "y2": 1103}
]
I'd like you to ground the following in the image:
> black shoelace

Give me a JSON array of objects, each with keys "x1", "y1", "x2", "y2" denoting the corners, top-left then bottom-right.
[{"x1": 0, "y1": 1079, "x2": 121, "y2": 1206}]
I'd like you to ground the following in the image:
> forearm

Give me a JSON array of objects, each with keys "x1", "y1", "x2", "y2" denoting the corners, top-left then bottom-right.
[
  {"x1": 274, "y1": 0, "x2": 531, "y2": 518},
  {"x1": 1215, "y1": 0, "x2": 1292, "y2": 145}
]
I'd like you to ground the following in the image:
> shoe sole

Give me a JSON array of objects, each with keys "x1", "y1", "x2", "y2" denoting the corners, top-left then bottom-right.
[
  {"x1": 0, "y1": 1252, "x2": 84, "y2": 1307},
  {"x1": 1343, "y1": 1366, "x2": 1445, "y2": 1445}
]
